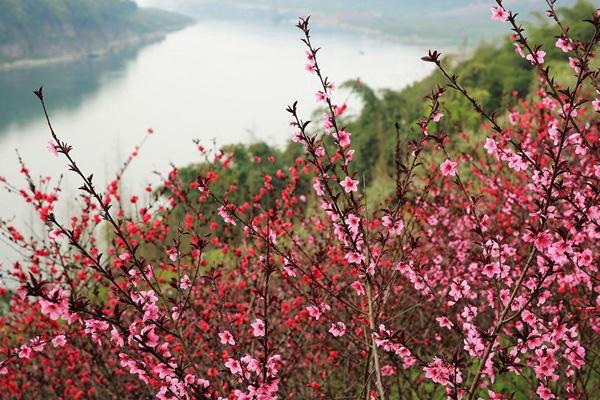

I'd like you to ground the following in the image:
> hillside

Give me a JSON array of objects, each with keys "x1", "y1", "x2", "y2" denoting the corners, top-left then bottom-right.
[
  {"x1": 0, "y1": 0, "x2": 193, "y2": 66},
  {"x1": 173, "y1": 0, "x2": 597, "y2": 206},
  {"x1": 344, "y1": 0, "x2": 596, "y2": 187},
  {"x1": 136, "y1": 0, "x2": 577, "y2": 45}
]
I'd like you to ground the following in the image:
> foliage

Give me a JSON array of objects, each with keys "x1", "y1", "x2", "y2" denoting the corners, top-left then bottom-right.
[
  {"x1": 346, "y1": 0, "x2": 597, "y2": 184},
  {"x1": 0, "y1": 0, "x2": 192, "y2": 62}
]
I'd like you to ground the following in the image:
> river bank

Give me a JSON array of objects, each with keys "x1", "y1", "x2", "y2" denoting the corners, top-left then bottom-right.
[
  {"x1": 0, "y1": 30, "x2": 183, "y2": 71},
  {"x1": 0, "y1": 1, "x2": 194, "y2": 72}
]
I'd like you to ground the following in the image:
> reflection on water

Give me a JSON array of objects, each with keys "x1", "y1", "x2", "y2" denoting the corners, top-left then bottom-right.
[
  {"x1": 0, "y1": 19, "x2": 435, "y2": 262},
  {"x1": 0, "y1": 46, "x2": 145, "y2": 135}
]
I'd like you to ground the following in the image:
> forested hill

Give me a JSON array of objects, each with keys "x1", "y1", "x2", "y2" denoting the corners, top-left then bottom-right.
[
  {"x1": 0, "y1": 0, "x2": 193, "y2": 65},
  {"x1": 173, "y1": 0, "x2": 597, "y2": 208},
  {"x1": 137, "y1": 0, "x2": 576, "y2": 45}
]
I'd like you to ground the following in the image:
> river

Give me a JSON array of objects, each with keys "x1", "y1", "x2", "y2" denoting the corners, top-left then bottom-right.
[{"x1": 0, "y1": 18, "x2": 435, "y2": 261}]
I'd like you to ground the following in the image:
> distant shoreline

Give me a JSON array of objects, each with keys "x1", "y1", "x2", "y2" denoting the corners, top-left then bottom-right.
[{"x1": 0, "y1": 26, "x2": 193, "y2": 72}]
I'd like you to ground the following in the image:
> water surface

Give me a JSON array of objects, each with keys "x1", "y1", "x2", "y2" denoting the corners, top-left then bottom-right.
[{"x1": 0, "y1": 19, "x2": 434, "y2": 260}]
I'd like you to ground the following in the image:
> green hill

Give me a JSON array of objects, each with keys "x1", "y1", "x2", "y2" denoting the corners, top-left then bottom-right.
[
  {"x1": 344, "y1": 0, "x2": 597, "y2": 187},
  {"x1": 0, "y1": 0, "x2": 193, "y2": 66},
  {"x1": 173, "y1": 0, "x2": 597, "y2": 208}
]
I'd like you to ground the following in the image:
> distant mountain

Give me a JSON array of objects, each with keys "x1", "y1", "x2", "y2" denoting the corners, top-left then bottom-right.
[
  {"x1": 0, "y1": 0, "x2": 193, "y2": 67},
  {"x1": 136, "y1": 0, "x2": 578, "y2": 46}
]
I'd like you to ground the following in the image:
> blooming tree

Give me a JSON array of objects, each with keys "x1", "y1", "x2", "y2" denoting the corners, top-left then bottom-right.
[{"x1": 0, "y1": 1, "x2": 599, "y2": 399}]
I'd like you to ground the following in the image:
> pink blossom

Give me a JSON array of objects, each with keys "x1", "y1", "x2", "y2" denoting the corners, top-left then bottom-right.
[
  {"x1": 18, "y1": 345, "x2": 32, "y2": 359},
  {"x1": 218, "y1": 206, "x2": 236, "y2": 225},
  {"x1": 47, "y1": 139, "x2": 59, "y2": 157},
  {"x1": 449, "y1": 279, "x2": 470, "y2": 301},
  {"x1": 142, "y1": 304, "x2": 158, "y2": 322},
  {"x1": 482, "y1": 262, "x2": 501, "y2": 278},
  {"x1": 592, "y1": 99, "x2": 600, "y2": 112},
  {"x1": 340, "y1": 176, "x2": 359, "y2": 193},
  {"x1": 307, "y1": 303, "x2": 330, "y2": 320},
  {"x1": 490, "y1": 6, "x2": 509, "y2": 21},
  {"x1": 534, "y1": 232, "x2": 552, "y2": 250},
  {"x1": 132, "y1": 290, "x2": 158, "y2": 306},
  {"x1": 329, "y1": 322, "x2": 347, "y2": 337},
  {"x1": 526, "y1": 50, "x2": 546, "y2": 65},
  {"x1": 555, "y1": 37, "x2": 573, "y2": 52},
  {"x1": 39, "y1": 287, "x2": 70, "y2": 321},
  {"x1": 184, "y1": 374, "x2": 196, "y2": 385},
  {"x1": 283, "y1": 257, "x2": 297, "y2": 278},
  {"x1": 424, "y1": 357, "x2": 462, "y2": 386},
  {"x1": 241, "y1": 355, "x2": 261, "y2": 375},
  {"x1": 251, "y1": 318, "x2": 265, "y2": 337},
  {"x1": 569, "y1": 57, "x2": 580, "y2": 73},
  {"x1": 219, "y1": 330, "x2": 235, "y2": 346},
  {"x1": 226, "y1": 358, "x2": 243, "y2": 375},
  {"x1": 382, "y1": 214, "x2": 404, "y2": 235},
  {"x1": 48, "y1": 229, "x2": 62, "y2": 240},
  {"x1": 505, "y1": 151, "x2": 529, "y2": 171},
  {"x1": 488, "y1": 391, "x2": 503, "y2": 400},
  {"x1": 334, "y1": 102, "x2": 347, "y2": 116},
  {"x1": 484, "y1": 137, "x2": 499, "y2": 158},
  {"x1": 345, "y1": 251, "x2": 365, "y2": 264},
  {"x1": 315, "y1": 91, "x2": 328, "y2": 103},
  {"x1": 30, "y1": 337, "x2": 45, "y2": 352},
  {"x1": 381, "y1": 365, "x2": 396, "y2": 376},
  {"x1": 306, "y1": 305, "x2": 322, "y2": 320},
  {"x1": 351, "y1": 280, "x2": 366, "y2": 296},
  {"x1": 575, "y1": 249, "x2": 593, "y2": 267},
  {"x1": 333, "y1": 129, "x2": 351, "y2": 148},
  {"x1": 323, "y1": 113, "x2": 334, "y2": 130},
  {"x1": 197, "y1": 378, "x2": 210, "y2": 388},
  {"x1": 436, "y1": 316, "x2": 453, "y2": 329},
  {"x1": 345, "y1": 213, "x2": 360, "y2": 235},
  {"x1": 345, "y1": 149, "x2": 354, "y2": 164},
  {"x1": 536, "y1": 385, "x2": 555, "y2": 400},
  {"x1": 514, "y1": 43, "x2": 526, "y2": 58},
  {"x1": 312, "y1": 178, "x2": 325, "y2": 196},
  {"x1": 167, "y1": 248, "x2": 178, "y2": 262},
  {"x1": 561, "y1": 103, "x2": 578, "y2": 118},
  {"x1": 291, "y1": 131, "x2": 304, "y2": 143},
  {"x1": 509, "y1": 111, "x2": 520, "y2": 124},
  {"x1": 111, "y1": 326, "x2": 125, "y2": 347},
  {"x1": 461, "y1": 305, "x2": 478, "y2": 322},
  {"x1": 52, "y1": 335, "x2": 66, "y2": 348},
  {"x1": 440, "y1": 159, "x2": 458, "y2": 177},
  {"x1": 463, "y1": 323, "x2": 484, "y2": 356},
  {"x1": 138, "y1": 325, "x2": 159, "y2": 348},
  {"x1": 179, "y1": 274, "x2": 191, "y2": 290}
]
